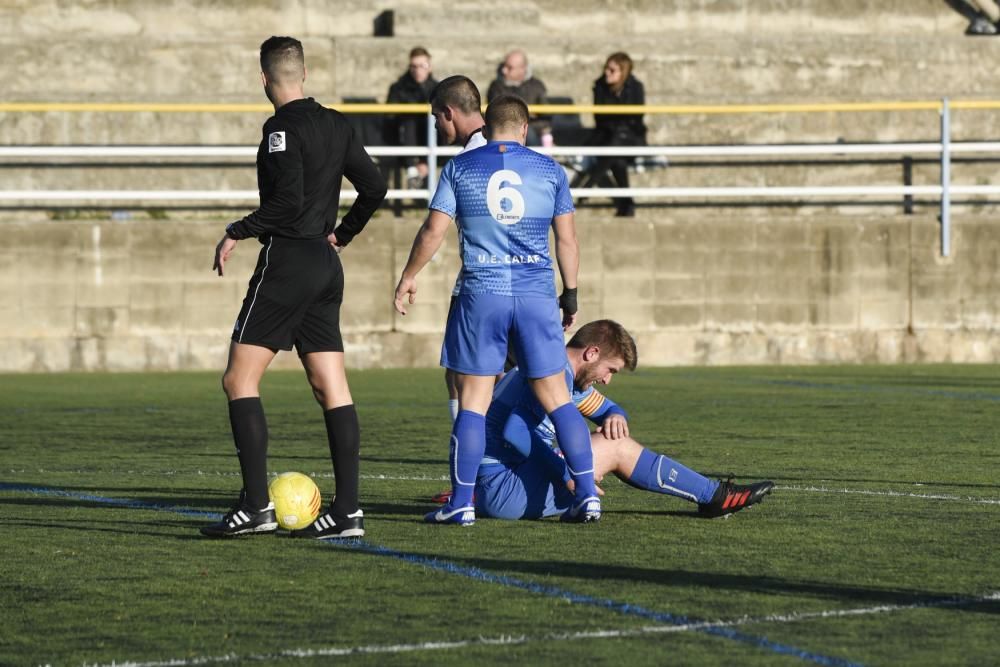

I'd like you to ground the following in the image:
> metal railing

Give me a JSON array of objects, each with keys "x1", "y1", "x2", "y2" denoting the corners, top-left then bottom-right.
[{"x1": 3, "y1": 99, "x2": 1000, "y2": 255}]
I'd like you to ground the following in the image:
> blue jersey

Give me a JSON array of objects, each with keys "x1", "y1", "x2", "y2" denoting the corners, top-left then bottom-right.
[
  {"x1": 429, "y1": 141, "x2": 575, "y2": 297},
  {"x1": 483, "y1": 362, "x2": 627, "y2": 468}
]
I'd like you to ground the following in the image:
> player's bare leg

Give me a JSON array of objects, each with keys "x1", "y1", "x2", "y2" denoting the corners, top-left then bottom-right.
[
  {"x1": 529, "y1": 372, "x2": 601, "y2": 522},
  {"x1": 301, "y1": 351, "x2": 353, "y2": 409},
  {"x1": 292, "y1": 351, "x2": 364, "y2": 539},
  {"x1": 445, "y1": 368, "x2": 460, "y2": 422}
]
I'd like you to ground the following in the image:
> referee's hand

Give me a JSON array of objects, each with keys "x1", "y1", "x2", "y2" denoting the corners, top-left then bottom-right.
[
  {"x1": 393, "y1": 276, "x2": 417, "y2": 315},
  {"x1": 213, "y1": 235, "x2": 237, "y2": 276},
  {"x1": 327, "y1": 231, "x2": 344, "y2": 254}
]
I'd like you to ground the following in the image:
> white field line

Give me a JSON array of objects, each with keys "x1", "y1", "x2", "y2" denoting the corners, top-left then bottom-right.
[
  {"x1": 5, "y1": 470, "x2": 1000, "y2": 505},
  {"x1": 84, "y1": 592, "x2": 1000, "y2": 667},
  {"x1": 776, "y1": 484, "x2": 1000, "y2": 506}
]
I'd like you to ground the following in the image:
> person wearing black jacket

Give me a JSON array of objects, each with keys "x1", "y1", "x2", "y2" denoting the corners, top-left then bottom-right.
[
  {"x1": 586, "y1": 52, "x2": 647, "y2": 217},
  {"x1": 386, "y1": 47, "x2": 438, "y2": 187},
  {"x1": 202, "y1": 36, "x2": 387, "y2": 540}
]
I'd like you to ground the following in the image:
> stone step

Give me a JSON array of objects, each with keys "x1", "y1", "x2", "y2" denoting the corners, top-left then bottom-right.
[{"x1": 2, "y1": 0, "x2": 964, "y2": 40}]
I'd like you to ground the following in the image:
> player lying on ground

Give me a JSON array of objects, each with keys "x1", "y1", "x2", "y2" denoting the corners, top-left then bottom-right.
[{"x1": 464, "y1": 319, "x2": 775, "y2": 520}]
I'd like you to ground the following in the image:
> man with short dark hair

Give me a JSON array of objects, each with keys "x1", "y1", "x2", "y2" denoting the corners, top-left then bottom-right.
[
  {"x1": 473, "y1": 320, "x2": 775, "y2": 520},
  {"x1": 429, "y1": 75, "x2": 487, "y2": 423},
  {"x1": 201, "y1": 35, "x2": 387, "y2": 540},
  {"x1": 386, "y1": 46, "x2": 438, "y2": 187},
  {"x1": 394, "y1": 93, "x2": 601, "y2": 525}
]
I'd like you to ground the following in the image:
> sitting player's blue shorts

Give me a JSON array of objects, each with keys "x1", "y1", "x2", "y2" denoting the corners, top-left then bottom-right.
[
  {"x1": 475, "y1": 459, "x2": 573, "y2": 520},
  {"x1": 441, "y1": 293, "x2": 566, "y2": 378}
]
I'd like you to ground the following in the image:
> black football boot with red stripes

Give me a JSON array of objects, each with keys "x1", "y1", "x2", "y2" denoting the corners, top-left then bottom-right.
[{"x1": 698, "y1": 477, "x2": 774, "y2": 518}]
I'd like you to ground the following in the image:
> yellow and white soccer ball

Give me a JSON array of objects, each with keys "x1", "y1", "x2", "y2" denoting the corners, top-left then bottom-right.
[{"x1": 268, "y1": 472, "x2": 322, "y2": 530}]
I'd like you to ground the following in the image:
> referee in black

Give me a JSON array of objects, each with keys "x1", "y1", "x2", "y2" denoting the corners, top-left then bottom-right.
[{"x1": 201, "y1": 36, "x2": 387, "y2": 539}]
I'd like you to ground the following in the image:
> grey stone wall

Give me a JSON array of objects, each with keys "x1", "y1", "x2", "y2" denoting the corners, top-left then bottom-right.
[{"x1": 2, "y1": 210, "x2": 996, "y2": 372}]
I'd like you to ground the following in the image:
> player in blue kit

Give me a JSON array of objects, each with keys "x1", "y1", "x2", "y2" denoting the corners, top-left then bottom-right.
[
  {"x1": 394, "y1": 94, "x2": 601, "y2": 525},
  {"x1": 475, "y1": 320, "x2": 775, "y2": 520}
]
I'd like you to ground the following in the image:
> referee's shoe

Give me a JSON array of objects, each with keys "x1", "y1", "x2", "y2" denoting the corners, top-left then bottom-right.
[
  {"x1": 200, "y1": 490, "x2": 278, "y2": 537},
  {"x1": 289, "y1": 508, "x2": 365, "y2": 539}
]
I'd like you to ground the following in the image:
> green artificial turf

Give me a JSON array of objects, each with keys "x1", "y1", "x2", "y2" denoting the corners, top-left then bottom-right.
[{"x1": 1, "y1": 365, "x2": 998, "y2": 666}]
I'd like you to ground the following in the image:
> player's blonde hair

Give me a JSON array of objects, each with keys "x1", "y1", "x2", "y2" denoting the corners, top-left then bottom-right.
[{"x1": 567, "y1": 320, "x2": 638, "y2": 371}]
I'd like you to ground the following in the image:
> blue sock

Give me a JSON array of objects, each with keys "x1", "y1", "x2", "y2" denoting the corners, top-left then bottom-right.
[
  {"x1": 449, "y1": 410, "x2": 485, "y2": 508},
  {"x1": 549, "y1": 402, "x2": 597, "y2": 501},
  {"x1": 626, "y1": 448, "x2": 718, "y2": 504}
]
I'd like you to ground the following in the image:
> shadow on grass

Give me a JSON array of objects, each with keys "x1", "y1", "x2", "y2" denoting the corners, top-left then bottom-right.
[{"x1": 340, "y1": 546, "x2": 1000, "y2": 615}]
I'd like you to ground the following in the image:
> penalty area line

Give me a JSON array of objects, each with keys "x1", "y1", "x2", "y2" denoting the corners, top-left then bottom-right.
[{"x1": 86, "y1": 592, "x2": 1000, "y2": 667}]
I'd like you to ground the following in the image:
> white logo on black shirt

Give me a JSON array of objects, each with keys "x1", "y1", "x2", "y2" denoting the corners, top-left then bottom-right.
[{"x1": 268, "y1": 131, "x2": 286, "y2": 153}]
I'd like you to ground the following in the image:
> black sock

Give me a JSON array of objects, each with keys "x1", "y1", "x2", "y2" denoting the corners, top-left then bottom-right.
[
  {"x1": 228, "y1": 397, "x2": 269, "y2": 510},
  {"x1": 323, "y1": 404, "x2": 360, "y2": 517}
]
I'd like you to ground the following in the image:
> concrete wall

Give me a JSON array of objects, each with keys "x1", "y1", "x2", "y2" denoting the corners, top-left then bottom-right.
[{"x1": 2, "y1": 209, "x2": 997, "y2": 372}]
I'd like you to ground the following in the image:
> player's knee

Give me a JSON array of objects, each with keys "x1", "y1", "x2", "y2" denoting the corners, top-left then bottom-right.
[{"x1": 221, "y1": 370, "x2": 255, "y2": 400}]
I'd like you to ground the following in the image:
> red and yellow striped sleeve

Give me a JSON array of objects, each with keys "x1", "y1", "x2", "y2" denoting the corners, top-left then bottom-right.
[{"x1": 575, "y1": 389, "x2": 606, "y2": 417}]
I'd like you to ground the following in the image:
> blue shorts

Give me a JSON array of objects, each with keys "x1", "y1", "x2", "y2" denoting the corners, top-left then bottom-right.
[
  {"x1": 441, "y1": 293, "x2": 566, "y2": 378},
  {"x1": 475, "y1": 461, "x2": 573, "y2": 520}
]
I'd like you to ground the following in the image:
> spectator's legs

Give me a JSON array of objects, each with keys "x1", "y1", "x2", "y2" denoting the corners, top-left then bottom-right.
[{"x1": 608, "y1": 158, "x2": 635, "y2": 217}]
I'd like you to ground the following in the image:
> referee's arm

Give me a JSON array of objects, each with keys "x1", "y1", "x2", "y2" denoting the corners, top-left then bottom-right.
[
  {"x1": 331, "y1": 127, "x2": 388, "y2": 247},
  {"x1": 225, "y1": 128, "x2": 305, "y2": 240}
]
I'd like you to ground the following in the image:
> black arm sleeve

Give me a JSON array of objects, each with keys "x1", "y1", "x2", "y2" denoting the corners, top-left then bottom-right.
[
  {"x1": 227, "y1": 125, "x2": 305, "y2": 240},
  {"x1": 332, "y1": 127, "x2": 388, "y2": 246}
]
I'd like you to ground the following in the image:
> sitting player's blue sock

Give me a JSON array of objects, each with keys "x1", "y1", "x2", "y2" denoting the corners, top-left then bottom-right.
[
  {"x1": 449, "y1": 410, "x2": 485, "y2": 509},
  {"x1": 626, "y1": 448, "x2": 718, "y2": 504},
  {"x1": 549, "y1": 402, "x2": 598, "y2": 501}
]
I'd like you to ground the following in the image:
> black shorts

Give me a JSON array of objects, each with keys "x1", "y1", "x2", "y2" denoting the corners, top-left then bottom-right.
[{"x1": 232, "y1": 236, "x2": 344, "y2": 355}]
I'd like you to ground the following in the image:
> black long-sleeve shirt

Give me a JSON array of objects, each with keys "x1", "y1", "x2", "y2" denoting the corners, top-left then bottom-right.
[{"x1": 227, "y1": 97, "x2": 387, "y2": 245}]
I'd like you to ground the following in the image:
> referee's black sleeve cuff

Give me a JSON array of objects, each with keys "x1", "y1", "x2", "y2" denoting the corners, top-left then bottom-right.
[{"x1": 225, "y1": 222, "x2": 248, "y2": 240}]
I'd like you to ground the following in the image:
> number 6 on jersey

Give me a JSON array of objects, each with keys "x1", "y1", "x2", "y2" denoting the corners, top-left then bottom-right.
[{"x1": 487, "y1": 169, "x2": 525, "y2": 224}]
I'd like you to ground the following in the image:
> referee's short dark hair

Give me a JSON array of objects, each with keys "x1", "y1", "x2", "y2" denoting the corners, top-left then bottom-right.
[
  {"x1": 431, "y1": 75, "x2": 481, "y2": 115},
  {"x1": 485, "y1": 94, "x2": 529, "y2": 134},
  {"x1": 260, "y1": 36, "x2": 305, "y2": 83}
]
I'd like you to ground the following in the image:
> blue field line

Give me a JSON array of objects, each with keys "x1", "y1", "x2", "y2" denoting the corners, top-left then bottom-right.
[
  {"x1": 333, "y1": 539, "x2": 862, "y2": 667},
  {"x1": 0, "y1": 482, "x2": 219, "y2": 518},
  {"x1": 1, "y1": 482, "x2": 862, "y2": 667}
]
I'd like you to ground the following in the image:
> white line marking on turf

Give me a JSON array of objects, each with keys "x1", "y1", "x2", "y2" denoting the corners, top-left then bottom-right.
[
  {"x1": 5, "y1": 470, "x2": 999, "y2": 505},
  {"x1": 85, "y1": 592, "x2": 1000, "y2": 667},
  {"x1": 776, "y1": 484, "x2": 1000, "y2": 505}
]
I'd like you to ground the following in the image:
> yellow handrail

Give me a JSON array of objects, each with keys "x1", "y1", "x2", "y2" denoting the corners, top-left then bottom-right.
[{"x1": 0, "y1": 100, "x2": 996, "y2": 114}]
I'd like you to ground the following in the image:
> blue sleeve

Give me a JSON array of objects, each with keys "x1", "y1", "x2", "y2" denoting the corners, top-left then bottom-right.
[
  {"x1": 553, "y1": 160, "x2": 575, "y2": 216},
  {"x1": 429, "y1": 159, "x2": 457, "y2": 217},
  {"x1": 502, "y1": 407, "x2": 569, "y2": 484},
  {"x1": 501, "y1": 407, "x2": 535, "y2": 459}
]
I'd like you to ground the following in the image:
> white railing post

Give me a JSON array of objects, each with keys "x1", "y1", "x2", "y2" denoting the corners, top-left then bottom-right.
[
  {"x1": 426, "y1": 109, "x2": 437, "y2": 199},
  {"x1": 940, "y1": 97, "x2": 951, "y2": 257}
]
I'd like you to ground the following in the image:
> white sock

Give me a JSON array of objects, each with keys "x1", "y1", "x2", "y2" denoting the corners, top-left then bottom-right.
[{"x1": 448, "y1": 399, "x2": 459, "y2": 423}]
